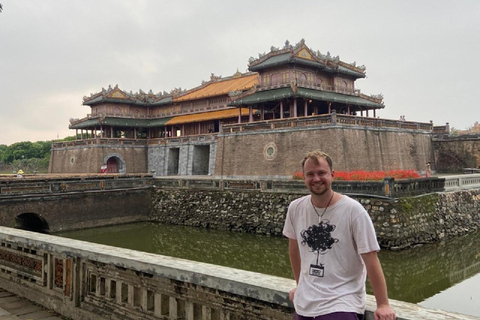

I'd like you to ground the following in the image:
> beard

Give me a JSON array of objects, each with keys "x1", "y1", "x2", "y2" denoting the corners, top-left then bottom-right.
[{"x1": 308, "y1": 183, "x2": 331, "y2": 196}]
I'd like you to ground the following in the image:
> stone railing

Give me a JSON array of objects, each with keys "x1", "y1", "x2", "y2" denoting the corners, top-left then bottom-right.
[
  {"x1": 147, "y1": 133, "x2": 217, "y2": 145},
  {"x1": 52, "y1": 138, "x2": 148, "y2": 148},
  {"x1": 0, "y1": 227, "x2": 476, "y2": 320},
  {"x1": 222, "y1": 113, "x2": 434, "y2": 133},
  {"x1": 0, "y1": 174, "x2": 153, "y2": 197},
  {"x1": 153, "y1": 177, "x2": 445, "y2": 198},
  {"x1": 443, "y1": 174, "x2": 480, "y2": 191}
]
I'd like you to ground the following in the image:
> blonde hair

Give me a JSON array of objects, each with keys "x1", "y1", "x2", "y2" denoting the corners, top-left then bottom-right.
[{"x1": 301, "y1": 150, "x2": 333, "y2": 171}]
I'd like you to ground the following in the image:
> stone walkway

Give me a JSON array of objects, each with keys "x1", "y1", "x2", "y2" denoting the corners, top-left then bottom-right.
[{"x1": 0, "y1": 289, "x2": 63, "y2": 320}]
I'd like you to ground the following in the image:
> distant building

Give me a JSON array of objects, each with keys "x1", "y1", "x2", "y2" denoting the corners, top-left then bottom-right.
[{"x1": 50, "y1": 40, "x2": 433, "y2": 176}]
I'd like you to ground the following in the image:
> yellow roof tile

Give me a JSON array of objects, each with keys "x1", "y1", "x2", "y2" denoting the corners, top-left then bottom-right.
[
  {"x1": 166, "y1": 108, "x2": 250, "y2": 125},
  {"x1": 174, "y1": 74, "x2": 258, "y2": 102}
]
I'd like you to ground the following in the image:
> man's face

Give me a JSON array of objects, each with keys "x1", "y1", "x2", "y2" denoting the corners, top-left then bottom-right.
[{"x1": 303, "y1": 157, "x2": 334, "y2": 196}]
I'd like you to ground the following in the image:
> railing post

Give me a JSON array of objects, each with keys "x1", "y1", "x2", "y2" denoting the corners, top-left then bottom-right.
[
  {"x1": 383, "y1": 177, "x2": 395, "y2": 197},
  {"x1": 331, "y1": 109, "x2": 337, "y2": 124}
]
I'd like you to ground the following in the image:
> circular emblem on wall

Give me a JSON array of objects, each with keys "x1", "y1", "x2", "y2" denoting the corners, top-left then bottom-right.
[
  {"x1": 70, "y1": 157, "x2": 75, "y2": 165},
  {"x1": 263, "y1": 142, "x2": 277, "y2": 161}
]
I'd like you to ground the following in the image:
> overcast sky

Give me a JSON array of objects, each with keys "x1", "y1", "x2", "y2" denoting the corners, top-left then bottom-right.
[{"x1": 1, "y1": 0, "x2": 479, "y2": 145}]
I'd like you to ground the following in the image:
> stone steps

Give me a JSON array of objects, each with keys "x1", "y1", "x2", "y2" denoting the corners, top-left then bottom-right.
[{"x1": 0, "y1": 289, "x2": 63, "y2": 320}]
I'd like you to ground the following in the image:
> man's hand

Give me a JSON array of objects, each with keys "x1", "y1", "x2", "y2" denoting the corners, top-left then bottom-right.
[
  {"x1": 374, "y1": 304, "x2": 395, "y2": 320},
  {"x1": 289, "y1": 287, "x2": 296, "y2": 302}
]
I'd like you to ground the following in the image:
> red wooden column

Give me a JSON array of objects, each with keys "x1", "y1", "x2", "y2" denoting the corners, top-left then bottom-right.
[
  {"x1": 249, "y1": 106, "x2": 253, "y2": 122},
  {"x1": 304, "y1": 100, "x2": 308, "y2": 116},
  {"x1": 328, "y1": 102, "x2": 332, "y2": 114},
  {"x1": 280, "y1": 101, "x2": 284, "y2": 119},
  {"x1": 293, "y1": 98, "x2": 298, "y2": 117},
  {"x1": 238, "y1": 107, "x2": 242, "y2": 123}
]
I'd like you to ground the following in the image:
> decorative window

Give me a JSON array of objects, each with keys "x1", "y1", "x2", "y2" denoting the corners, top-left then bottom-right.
[{"x1": 271, "y1": 73, "x2": 282, "y2": 85}]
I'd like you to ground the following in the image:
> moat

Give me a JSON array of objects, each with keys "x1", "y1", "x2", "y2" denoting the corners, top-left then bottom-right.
[{"x1": 57, "y1": 221, "x2": 480, "y2": 317}]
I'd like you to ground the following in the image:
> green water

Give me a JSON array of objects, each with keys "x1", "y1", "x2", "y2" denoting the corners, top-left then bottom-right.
[{"x1": 57, "y1": 222, "x2": 480, "y2": 316}]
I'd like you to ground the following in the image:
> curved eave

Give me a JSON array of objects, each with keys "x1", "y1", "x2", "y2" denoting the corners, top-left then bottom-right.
[
  {"x1": 151, "y1": 97, "x2": 173, "y2": 106},
  {"x1": 249, "y1": 56, "x2": 326, "y2": 72},
  {"x1": 83, "y1": 97, "x2": 149, "y2": 106},
  {"x1": 336, "y1": 66, "x2": 366, "y2": 79},
  {"x1": 229, "y1": 87, "x2": 384, "y2": 109}
]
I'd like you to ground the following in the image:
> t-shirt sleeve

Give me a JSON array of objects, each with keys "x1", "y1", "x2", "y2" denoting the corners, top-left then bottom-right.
[
  {"x1": 283, "y1": 202, "x2": 297, "y2": 239},
  {"x1": 352, "y1": 205, "x2": 380, "y2": 254}
]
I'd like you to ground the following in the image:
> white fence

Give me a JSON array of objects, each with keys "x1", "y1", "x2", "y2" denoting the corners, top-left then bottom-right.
[{"x1": 442, "y1": 174, "x2": 480, "y2": 191}]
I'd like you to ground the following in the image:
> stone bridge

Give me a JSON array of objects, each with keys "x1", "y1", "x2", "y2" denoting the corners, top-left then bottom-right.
[
  {"x1": 0, "y1": 174, "x2": 152, "y2": 233},
  {"x1": 0, "y1": 227, "x2": 476, "y2": 320}
]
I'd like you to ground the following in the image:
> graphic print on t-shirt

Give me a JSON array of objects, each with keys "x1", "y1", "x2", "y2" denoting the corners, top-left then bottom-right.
[{"x1": 300, "y1": 220, "x2": 339, "y2": 277}]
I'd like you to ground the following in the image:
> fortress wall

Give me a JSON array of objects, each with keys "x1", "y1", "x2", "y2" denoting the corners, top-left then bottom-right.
[
  {"x1": 215, "y1": 126, "x2": 433, "y2": 177},
  {"x1": 433, "y1": 135, "x2": 480, "y2": 173},
  {"x1": 49, "y1": 144, "x2": 148, "y2": 173}
]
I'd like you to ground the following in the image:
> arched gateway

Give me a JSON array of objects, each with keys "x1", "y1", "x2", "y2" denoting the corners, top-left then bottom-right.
[
  {"x1": 104, "y1": 153, "x2": 126, "y2": 174},
  {"x1": 15, "y1": 213, "x2": 50, "y2": 234}
]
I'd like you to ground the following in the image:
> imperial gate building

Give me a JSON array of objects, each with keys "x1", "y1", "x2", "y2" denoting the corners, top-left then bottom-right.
[{"x1": 50, "y1": 40, "x2": 433, "y2": 176}]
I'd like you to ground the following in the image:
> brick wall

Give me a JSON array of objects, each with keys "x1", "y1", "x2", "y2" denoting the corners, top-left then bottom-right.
[
  {"x1": 49, "y1": 144, "x2": 148, "y2": 173},
  {"x1": 215, "y1": 126, "x2": 433, "y2": 177}
]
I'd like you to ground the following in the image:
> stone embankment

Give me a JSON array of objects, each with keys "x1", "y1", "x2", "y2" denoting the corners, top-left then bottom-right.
[{"x1": 151, "y1": 188, "x2": 480, "y2": 249}]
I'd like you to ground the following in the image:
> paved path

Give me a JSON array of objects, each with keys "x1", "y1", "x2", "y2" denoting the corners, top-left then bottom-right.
[{"x1": 0, "y1": 289, "x2": 63, "y2": 320}]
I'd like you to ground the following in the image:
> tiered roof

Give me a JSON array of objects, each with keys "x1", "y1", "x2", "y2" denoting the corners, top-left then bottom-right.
[
  {"x1": 173, "y1": 72, "x2": 258, "y2": 102},
  {"x1": 83, "y1": 84, "x2": 172, "y2": 107},
  {"x1": 248, "y1": 39, "x2": 366, "y2": 79}
]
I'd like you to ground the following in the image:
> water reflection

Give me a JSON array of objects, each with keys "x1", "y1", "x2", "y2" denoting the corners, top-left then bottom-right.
[{"x1": 57, "y1": 222, "x2": 480, "y2": 312}]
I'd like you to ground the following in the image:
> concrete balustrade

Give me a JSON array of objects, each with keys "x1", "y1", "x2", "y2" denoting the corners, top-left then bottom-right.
[
  {"x1": 443, "y1": 174, "x2": 480, "y2": 191},
  {"x1": 0, "y1": 226, "x2": 477, "y2": 320}
]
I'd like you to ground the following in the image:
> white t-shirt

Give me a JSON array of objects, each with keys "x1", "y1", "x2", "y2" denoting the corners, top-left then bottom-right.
[{"x1": 283, "y1": 195, "x2": 380, "y2": 317}]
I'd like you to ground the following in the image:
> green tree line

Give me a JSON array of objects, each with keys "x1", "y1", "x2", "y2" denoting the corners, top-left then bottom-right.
[
  {"x1": 0, "y1": 141, "x2": 51, "y2": 164},
  {"x1": 0, "y1": 136, "x2": 80, "y2": 173}
]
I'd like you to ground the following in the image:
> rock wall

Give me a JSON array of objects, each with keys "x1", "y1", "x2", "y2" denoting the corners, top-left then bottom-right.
[{"x1": 151, "y1": 188, "x2": 480, "y2": 249}]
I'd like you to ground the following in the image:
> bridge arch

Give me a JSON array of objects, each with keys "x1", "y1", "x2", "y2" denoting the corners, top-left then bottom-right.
[
  {"x1": 15, "y1": 213, "x2": 50, "y2": 234},
  {"x1": 103, "y1": 153, "x2": 126, "y2": 174}
]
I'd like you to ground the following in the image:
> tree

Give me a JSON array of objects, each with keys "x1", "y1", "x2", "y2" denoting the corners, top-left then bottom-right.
[{"x1": 0, "y1": 141, "x2": 52, "y2": 164}]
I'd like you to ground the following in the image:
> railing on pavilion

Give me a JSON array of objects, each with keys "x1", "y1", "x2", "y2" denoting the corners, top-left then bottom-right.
[
  {"x1": 222, "y1": 113, "x2": 434, "y2": 133},
  {"x1": 52, "y1": 138, "x2": 148, "y2": 148},
  {"x1": 147, "y1": 133, "x2": 217, "y2": 145}
]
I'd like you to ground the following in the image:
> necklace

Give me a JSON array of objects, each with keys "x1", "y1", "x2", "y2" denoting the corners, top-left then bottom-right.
[{"x1": 311, "y1": 192, "x2": 335, "y2": 221}]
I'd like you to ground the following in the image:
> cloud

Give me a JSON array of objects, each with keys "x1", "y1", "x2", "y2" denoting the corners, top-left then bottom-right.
[{"x1": 0, "y1": 0, "x2": 479, "y2": 145}]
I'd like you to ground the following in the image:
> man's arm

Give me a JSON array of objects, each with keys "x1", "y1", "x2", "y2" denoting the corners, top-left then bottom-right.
[
  {"x1": 361, "y1": 251, "x2": 396, "y2": 320},
  {"x1": 288, "y1": 238, "x2": 301, "y2": 301},
  {"x1": 289, "y1": 238, "x2": 301, "y2": 283}
]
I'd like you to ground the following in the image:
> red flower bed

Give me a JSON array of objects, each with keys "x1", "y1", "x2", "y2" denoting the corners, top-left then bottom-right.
[{"x1": 292, "y1": 170, "x2": 421, "y2": 181}]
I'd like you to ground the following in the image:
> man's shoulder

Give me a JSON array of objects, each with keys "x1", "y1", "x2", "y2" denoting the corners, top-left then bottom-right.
[
  {"x1": 289, "y1": 195, "x2": 310, "y2": 209},
  {"x1": 337, "y1": 195, "x2": 367, "y2": 211}
]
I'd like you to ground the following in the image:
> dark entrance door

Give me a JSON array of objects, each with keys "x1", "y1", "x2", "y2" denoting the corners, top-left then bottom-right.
[{"x1": 106, "y1": 157, "x2": 118, "y2": 173}]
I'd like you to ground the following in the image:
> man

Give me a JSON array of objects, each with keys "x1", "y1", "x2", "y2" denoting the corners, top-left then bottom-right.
[{"x1": 283, "y1": 150, "x2": 395, "y2": 320}]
